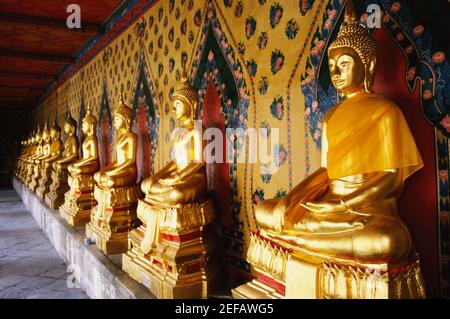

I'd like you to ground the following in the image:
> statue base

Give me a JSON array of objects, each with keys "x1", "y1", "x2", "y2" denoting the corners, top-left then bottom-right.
[
  {"x1": 60, "y1": 174, "x2": 96, "y2": 227},
  {"x1": 45, "y1": 169, "x2": 69, "y2": 209},
  {"x1": 122, "y1": 199, "x2": 220, "y2": 299},
  {"x1": 85, "y1": 184, "x2": 142, "y2": 255},
  {"x1": 36, "y1": 166, "x2": 52, "y2": 200},
  {"x1": 28, "y1": 168, "x2": 40, "y2": 192},
  {"x1": 232, "y1": 233, "x2": 426, "y2": 299}
]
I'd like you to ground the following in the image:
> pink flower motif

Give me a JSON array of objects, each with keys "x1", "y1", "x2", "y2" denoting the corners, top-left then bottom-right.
[
  {"x1": 253, "y1": 195, "x2": 260, "y2": 204},
  {"x1": 396, "y1": 33, "x2": 404, "y2": 41},
  {"x1": 313, "y1": 130, "x2": 320, "y2": 141},
  {"x1": 413, "y1": 25, "x2": 424, "y2": 37},
  {"x1": 279, "y1": 151, "x2": 286, "y2": 164},
  {"x1": 316, "y1": 39, "x2": 325, "y2": 49},
  {"x1": 405, "y1": 45, "x2": 414, "y2": 54},
  {"x1": 432, "y1": 52, "x2": 446, "y2": 64},
  {"x1": 305, "y1": 107, "x2": 311, "y2": 116},
  {"x1": 312, "y1": 101, "x2": 318, "y2": 111},
  {"x1": 440, "y1": 115, "x2": 450, "y2": 132},
  {"x1": 360, "y1": 13, "x2": 368, "y2": 24},
  {"x1": 391, "y1": 2, "x2": 401, "y2": 13},
  {"x1": 327, "y1": 9, "x2": 336, "y2": 20},
  {"x1": 423, "y1": 89, "x2": 433, "y2": 101},
  {"x1": 440, "y1": 170, "x2": 448, "y2": 180},
  {"x1": 407, "y1": 67, "x2": 416, "y2": 81},
  {"x1": 324, "y1": 18, "x2": 332, "y2": 30},
  {"x1": 306, "y1": 67, "x2": 315, "y2": 76},
  {"x1": 276, "y1": 57, "x2": 283, "y2": 69},
  {"x1": 208, "y1": 51, "x2": 214, "y2": 62},
  {"x1": 311, "y1": 46, "x2": 319, "y2": 56},
  {"x1": 317, "y1": 121, "x2": 322, "y2": 129}
]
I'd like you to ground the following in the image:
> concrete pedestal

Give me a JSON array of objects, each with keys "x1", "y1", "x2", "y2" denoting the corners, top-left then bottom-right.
[{"x1": 12, "y1": 177, "x2": 155, "y2": 299}]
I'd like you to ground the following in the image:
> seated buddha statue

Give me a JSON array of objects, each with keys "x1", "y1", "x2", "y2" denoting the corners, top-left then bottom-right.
[
  {"x1": 21, "y1": 129, "x2": 40, "y2": 185},
  {"x1": 16, "y1": 137, "x2": 31, "y2": 180},
  {"x1": 122, "y1": 72, "x2": 218, "y2": 299},
  {"x1": 46, "y1": 111, "x2": 80, "y2": 209},
  {"x1": 60, "y1": 105, "x2": 100, "y2": 227},
  {"x1": 140, "y1": 74, "x2": 207, "y2": 207},
  {"x1": 37, "y1": 120, "x2": 64, "y2": 199},
  {"x1": 68, "y1": 105, "x2": 99, "y2": 177},
  {"x1": 86, "y1": 94, "x2": 141, "y2": 255},
  {"x1": 30, "y1": 124, "x2": 52, "y2": 191},
  {"x1": 25, "y1": 129, "x2": 41, "y2": 186},
  {"x1": 53, "y1": 111, "x2": 79, "y2": 172},
  {"x1": 235, "y1": 1, "x2": 425, "y2": 299},
  {"x1": 93, "y1": 94, "x2": 137, "y2": 189}
]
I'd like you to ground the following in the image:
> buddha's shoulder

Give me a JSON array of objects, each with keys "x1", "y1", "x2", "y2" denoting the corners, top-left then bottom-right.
[{"x1": 363, "y1": 94, "x2": 406, "y2": 121}]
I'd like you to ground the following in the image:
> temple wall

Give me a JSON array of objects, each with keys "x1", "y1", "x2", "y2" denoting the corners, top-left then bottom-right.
[{"x1": 28, "y1": 0, "x2": 450, "y2": 296}]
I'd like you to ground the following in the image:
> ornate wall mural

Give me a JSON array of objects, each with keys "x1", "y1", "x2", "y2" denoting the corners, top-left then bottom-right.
[{"x1": 30, "y1": 0, "x2": 450, "y2": 296}]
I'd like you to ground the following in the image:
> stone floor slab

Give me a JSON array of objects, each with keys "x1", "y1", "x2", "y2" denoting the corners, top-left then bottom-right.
[{"x1": 0, "y1": 189, "x2": 88, "y2": 299}]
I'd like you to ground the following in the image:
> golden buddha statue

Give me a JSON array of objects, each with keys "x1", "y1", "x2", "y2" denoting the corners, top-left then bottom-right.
[
  {"x1": 46, "y1": 111, "x2": 79, "y2": 209},
  {"x1": 15, "y1": 136, "x2": 31, "y2": 181},
  {"x1": 29, "y1": 124, "x2": 51, "y2": 192},
  {"x1": 60, "y1": 105, "x2": 100, "y2": 227},
  {"x1": 122, "y1": 71, "x2": 219, "y2": 299},
  {"x1": 21, "y1": 133, "x2": 36, "y2": 184},
  {"x1": 37, "y1": 120, "x2": 64, "y2": 200},
  {"x1": 24, "y1": 128, "x2": 41, "y2": 186},
  {"x1": 233, "y1": 1, "x2": 425, "y2": 299},
  {"x1": 86, "y1": 94, "x2": 141, "y2": 255}
]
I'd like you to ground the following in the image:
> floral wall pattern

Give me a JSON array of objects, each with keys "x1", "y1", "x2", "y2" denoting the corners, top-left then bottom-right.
[{"x1": 31, "y1": 0, "x2": 449, "y2": 295}]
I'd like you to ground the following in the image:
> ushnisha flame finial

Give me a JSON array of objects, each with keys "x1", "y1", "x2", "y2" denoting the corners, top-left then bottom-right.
[
  {"x1": 328, "y1": 0, "x2": 377, "y2": 66},
  {"x1": 84, "y1": 103, "x2": 97, "y2": 126},
  {"x1": 114, "y1": 92, "x2": 133, "y2": 121},
  {"x1": 173, "y1": 65, "x2": 199, "y2": 119}
]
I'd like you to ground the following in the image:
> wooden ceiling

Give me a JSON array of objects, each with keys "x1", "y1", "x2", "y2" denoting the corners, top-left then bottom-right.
[{"x1": 0, "y1": 0, "x2": 123, "y2": 109}]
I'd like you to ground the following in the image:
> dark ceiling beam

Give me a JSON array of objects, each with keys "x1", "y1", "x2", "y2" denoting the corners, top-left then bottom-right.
[
  {"x1": 0, "y1": 87, "x2": 45, "y2": 93},
  {"x1": 0, "y1": 84, "x2": 47, "y2": 90},
  {"x1": 0, "y1": 103, "x2": 33, "y2": 109},
  {"x1": 0, "y1": 12, "x2": 104, "y2": 36},
  {"x1": 0, "y1": 49, "x2": 74, "y2": 64},
  {"x1": 0, "y1": 71, "x2": 56, "y2": 79}
]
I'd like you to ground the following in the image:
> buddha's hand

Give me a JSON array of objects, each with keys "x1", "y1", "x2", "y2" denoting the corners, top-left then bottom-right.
[
  {"x1": 159, "y1": 173, "x2": 180, "y2": 186},
  {"x1": 300, "y1": 198, "x2": 348, "y2": 215},
  {"x1": 141, "y1": 177, "x2": 153, "y2": 194}
]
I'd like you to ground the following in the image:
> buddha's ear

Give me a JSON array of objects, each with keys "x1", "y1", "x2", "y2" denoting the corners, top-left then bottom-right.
[
  {"x1": 369, "y1": 58, "x2": 376, "y2": 73},
  {"x1": 364, "y1": 59, "x2": 376, "y2": 93}
]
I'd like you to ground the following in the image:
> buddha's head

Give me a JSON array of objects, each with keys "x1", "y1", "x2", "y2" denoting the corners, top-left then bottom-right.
[
  {"x1": 172, "y1": 69, "x2": 198, "y2": 124},
  {"x1": 50, "y1": 120, "x2": 61, "y2": 140},
  {"x1": 42, "y1": 124, "x2": 51, "y2": 143},
  {"x1": 64, "y1": 110, "x2": 77, "y2": 136},
  {"x1": 328, "y1": 0, "x2": 377, "y2": 96},
  {"x1": 35, "y1": 128, "x2": 42, "y2": 143},
  {"x1": 113, "y1": 93, "x2": 133, "y2": 131},
  {"x1": 82, "y1": 104, "x2": 97, "y2": 135}
]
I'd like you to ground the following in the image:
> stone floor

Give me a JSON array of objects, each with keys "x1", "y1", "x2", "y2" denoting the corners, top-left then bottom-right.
[{"x1": 0, "y1": 189, "x2": 88, "y2": 299}]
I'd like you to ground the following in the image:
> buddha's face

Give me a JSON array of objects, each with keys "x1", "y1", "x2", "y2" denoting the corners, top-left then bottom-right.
[
  {"x1": 50, "y1": 129, "x2": 58, "y2": 139},
  {"x1": 173, "y1": 98, "x2": 190, "y2": 121},
  {"x1": 64, "y1": 123, "x2": 74, "y2": 135},
  {"x1": 328, "y1": 47, "x2": 365, "y2": 94},
  {"x1": 43, "y1": 130, "x2": 50, "y2": 142},
  {"x1": 113, "y1": 114, "x2": 126, "y2": 130},
  {"x1": 82, "y1": 120, "x2": 92, "y2": 135}
]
